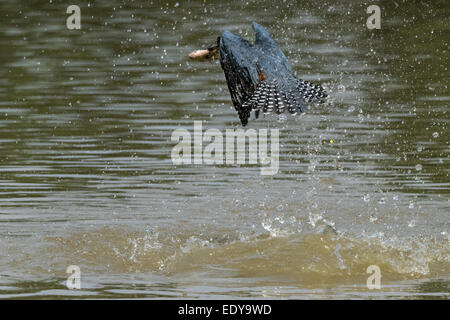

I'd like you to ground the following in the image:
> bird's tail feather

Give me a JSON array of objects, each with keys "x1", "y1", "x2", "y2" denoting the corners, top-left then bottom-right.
[
  {"x1": 241, "y1": 78, "x2": 327, "y2": 117},
  {"x1": 296, "y1": 79, "x2": 327, "y2": 103}
]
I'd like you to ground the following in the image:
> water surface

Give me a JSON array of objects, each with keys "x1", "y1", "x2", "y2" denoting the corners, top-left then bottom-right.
[{"x1": 0, "y1": 0, "x2": 448, "y2": 299}]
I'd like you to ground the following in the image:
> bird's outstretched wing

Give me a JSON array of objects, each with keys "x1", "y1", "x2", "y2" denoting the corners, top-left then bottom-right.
[{"x1": 218, "y1": 37, "x2": 256, "y2": 126}]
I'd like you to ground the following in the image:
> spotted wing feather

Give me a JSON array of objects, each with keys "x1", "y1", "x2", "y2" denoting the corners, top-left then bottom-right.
[
  {"x1": 296, "y1": 79, "x2": 327, "y2": 103},
  {"x1": 241, "y1": 79, "x2": 307, "y2": 116}
]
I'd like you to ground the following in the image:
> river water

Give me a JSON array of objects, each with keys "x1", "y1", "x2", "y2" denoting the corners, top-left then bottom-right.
[{"x1": 0, "y1": 0, "x2": 448, "y2": 298}]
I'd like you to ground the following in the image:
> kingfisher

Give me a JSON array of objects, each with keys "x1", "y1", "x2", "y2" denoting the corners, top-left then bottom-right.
[{"x1": 189, "y1": 22, "x2": 327, "y2": 126}]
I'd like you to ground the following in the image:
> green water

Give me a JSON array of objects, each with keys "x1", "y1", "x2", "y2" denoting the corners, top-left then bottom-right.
[{"x1": 0, "y1": 0, "x2": 448, "y2": 299}]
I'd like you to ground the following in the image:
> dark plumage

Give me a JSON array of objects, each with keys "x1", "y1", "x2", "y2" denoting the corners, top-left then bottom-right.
[{"x1": 218, "y1": 22, "x2": 327, "y2": 126}]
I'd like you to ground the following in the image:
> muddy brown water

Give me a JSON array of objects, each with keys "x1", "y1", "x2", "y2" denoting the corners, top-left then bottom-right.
[{"x1": 0, "y1": 0, "x2": 448, "y2": 298}]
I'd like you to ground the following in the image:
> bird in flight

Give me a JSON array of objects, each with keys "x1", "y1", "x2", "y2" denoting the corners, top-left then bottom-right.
[{"x1": 189, "y1": 22, "x2": 327, "y2": 126}]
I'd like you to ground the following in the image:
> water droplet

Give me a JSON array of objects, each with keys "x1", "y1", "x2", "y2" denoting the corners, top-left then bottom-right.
[
  {"x1": 308, "y1": 159, "x2": 318, "y2": 172},
  {"x1": 363, "y1": 194, "x2": 370, "y2": 202},
  {"x1": 277, "y1": 114, "x2": 287, "y2": 123}
]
